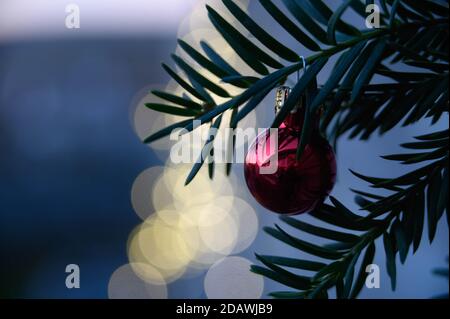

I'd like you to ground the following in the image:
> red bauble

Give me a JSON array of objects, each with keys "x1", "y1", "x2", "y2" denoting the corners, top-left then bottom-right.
[{"x1": 244, "y1": 105, "x2": 336, "y2": 215}]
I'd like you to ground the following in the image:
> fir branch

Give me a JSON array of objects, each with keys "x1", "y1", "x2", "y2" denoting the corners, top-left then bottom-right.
[{"x1": 144, "y1": 0, "x2": 449, "y2": 298}]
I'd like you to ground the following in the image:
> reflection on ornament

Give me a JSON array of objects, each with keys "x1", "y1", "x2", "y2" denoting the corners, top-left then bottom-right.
[{"x1": 244, "y1": 87, "x2": 336, "y2": 215}]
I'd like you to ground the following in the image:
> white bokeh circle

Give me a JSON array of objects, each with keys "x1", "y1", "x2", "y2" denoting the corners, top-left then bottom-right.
[
  {"x1": 204, "y1": 256, "x2": 264, "y2": 299},
  {"x1": 108, "y1": 263, "x2": 168, "y2": 299}
]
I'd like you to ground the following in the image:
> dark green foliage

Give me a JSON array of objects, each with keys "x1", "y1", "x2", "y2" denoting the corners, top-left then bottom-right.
[{"x1": 144, "y1": 0, "x2": 449, "y2": 298}]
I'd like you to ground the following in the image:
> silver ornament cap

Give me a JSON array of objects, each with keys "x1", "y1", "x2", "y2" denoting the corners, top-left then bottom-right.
[{"x1": 274, "y1": 86, "x2": 291, "y2": 114}]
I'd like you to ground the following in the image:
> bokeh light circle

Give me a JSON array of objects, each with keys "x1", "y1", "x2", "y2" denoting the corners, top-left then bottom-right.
[
  {"x1": 127, "y1": 212, "x2": 200, "y2": 283},
  {"x1": 204, "y1": 256, "x2": 264, "y2": 299},
  {"x1": 131, "y1": 166, "x2": 165, "y2": 220},
  {"x1": 108, "y1": 263, "x2": 168, "y2": 299}
]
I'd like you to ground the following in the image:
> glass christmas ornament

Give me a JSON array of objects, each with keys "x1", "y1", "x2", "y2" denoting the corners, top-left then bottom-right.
[{"x1": 244, "y1": 86, "x2": 337, "y2": 215}]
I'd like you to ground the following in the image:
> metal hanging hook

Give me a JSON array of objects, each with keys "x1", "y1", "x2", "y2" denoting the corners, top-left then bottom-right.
[
  {"x1": 297, "y1": 56, "x2": 306, "y2": 81},
  {"x1": 275, "y1": 57, "x2": 307, "y2": 114}
]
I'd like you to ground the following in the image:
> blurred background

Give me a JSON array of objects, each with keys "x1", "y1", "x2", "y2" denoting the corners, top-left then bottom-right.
[{"x1": 0, "y1": 0, "x2": 448, "y2": 299}]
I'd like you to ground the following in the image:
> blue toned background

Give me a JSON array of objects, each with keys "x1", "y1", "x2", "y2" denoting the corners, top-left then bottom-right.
[{"x1": 0, "y1": 0, "x2": 448, "y2": 298}]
